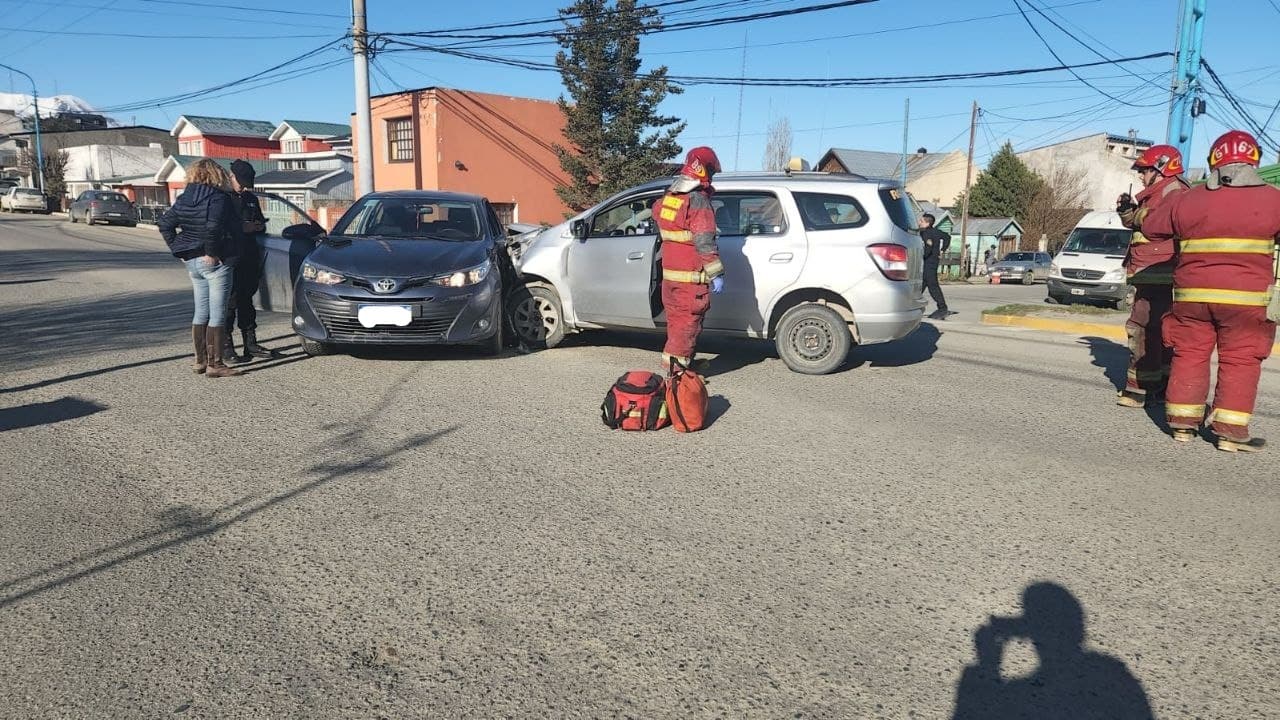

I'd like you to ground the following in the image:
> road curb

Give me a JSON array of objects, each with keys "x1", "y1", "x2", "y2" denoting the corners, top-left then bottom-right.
[
  {"x1": 982, "y1": 313, "x2": 1280, "y2": 354},
  {"x1": 981, "y1": 313, "x2": 1127, "y2": 340}
]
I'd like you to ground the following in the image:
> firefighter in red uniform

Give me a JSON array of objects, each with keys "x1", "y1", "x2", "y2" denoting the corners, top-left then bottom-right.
[
  {"x1": 653, "y1": 146, "x2": 724, "y2": 370},
  {"x1": 1142, "y1": 130, "x2": 1280, "y2": 452},
  {"x1": 1115, "y1": 144, "x2": 1190, "y2": 408}
]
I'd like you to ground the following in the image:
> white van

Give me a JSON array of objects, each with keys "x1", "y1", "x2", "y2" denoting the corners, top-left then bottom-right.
[{"x1": 1047, "y1": 210, "x2": 1134, "y2": 309}]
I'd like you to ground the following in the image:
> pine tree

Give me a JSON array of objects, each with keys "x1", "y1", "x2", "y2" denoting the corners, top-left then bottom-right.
[
  {"x1": 956, "y1": 142, "x2": 1045, "y2": 220},
  {"x1": 554, "y1": 0, "x2": 684, "y2": 213}
]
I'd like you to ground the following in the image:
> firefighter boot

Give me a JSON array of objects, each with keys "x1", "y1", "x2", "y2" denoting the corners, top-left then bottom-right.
[
  {"x1": 191, "y1": 324, "x2": 208, "y2": 374},
  {"x1": 1171, "y1": 429, "x2": 1197, "y2": 443},
  {"x1": 242, "y1": 329, "x2": 272, "y2": 359},
  {"x1": 205, "y1": 327, "x2": 243, "y2": 378},
  {"x1": 1116, "y1": 389, "x2": 1147, "y2": 408},
  {"x1": 1216, "y1": 436, "x2": 1266, "y2": 453}
]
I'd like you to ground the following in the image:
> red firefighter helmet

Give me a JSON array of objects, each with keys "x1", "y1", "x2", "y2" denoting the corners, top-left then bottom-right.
[
  {"x1": 1208, "y1": 130, "x2": 1262, "y2": 169},
  {"x1": 1131, "y1": 144, "x2": 1183, "y2": 177},
  {"x1": 681, "y1": 146, "x2": 721, "y2": 185}
]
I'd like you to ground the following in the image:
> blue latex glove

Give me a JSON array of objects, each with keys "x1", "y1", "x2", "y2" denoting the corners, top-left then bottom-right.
[{"x1": 710, "y1": 276, "x2": 725, "y2": 294}]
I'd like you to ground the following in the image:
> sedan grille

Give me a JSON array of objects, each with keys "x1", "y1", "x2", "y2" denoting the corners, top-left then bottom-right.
[
  {"x1": 1061, "y1": 268, "x2": 1105, "y2": 280},
  {"x1": 307, "y1": 291, "x2": 460, "y2": 343}
]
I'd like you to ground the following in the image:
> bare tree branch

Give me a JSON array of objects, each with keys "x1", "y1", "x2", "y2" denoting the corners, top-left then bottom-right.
[{"x1": 762, "y1": 116, "x2": 792, "y2": 172}]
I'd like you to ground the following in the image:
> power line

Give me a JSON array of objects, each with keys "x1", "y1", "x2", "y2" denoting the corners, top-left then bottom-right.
[
  {"x1": 134, "y1": 0, "x2": 350, "y2": 18},
  {"x1": 0, "y1": 0, "x2": 345, "y2": 31},
  {"x1": 1022, "y1": 0, "x2": 1168, "y2": 92},
  {"x1": 1009, "y1": 0, "x2": 1152, "y2": 107},
  {"x1": 0, "y1": 25, "x2": 331, "y2": 40},
  {"x1": 1200, "y1": 59, "x2": 1280, "y2": 153}
]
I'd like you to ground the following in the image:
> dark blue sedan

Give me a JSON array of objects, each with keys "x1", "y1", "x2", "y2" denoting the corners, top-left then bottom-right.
[{"x1": 279, "y1": 191, "x2": 509, "y2": 357}]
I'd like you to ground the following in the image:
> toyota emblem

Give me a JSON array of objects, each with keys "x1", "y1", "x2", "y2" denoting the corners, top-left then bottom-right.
[{"x1": 373, "y1": 278, "x2": 397, "y2": 293}]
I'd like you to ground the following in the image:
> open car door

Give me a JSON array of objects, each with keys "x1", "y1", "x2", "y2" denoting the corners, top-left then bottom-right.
[{"x1": 253, "y1": 192, "x2": 327, "y2": 313}]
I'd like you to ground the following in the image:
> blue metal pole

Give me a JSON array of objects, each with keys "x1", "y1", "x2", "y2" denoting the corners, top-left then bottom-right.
[{"x1": 1167, "y1": 0, "x2": 1207, "y2": 162}]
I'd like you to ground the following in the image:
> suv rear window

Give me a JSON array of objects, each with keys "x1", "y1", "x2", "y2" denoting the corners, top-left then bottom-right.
[
  {"x1": 794, "y1": 192, "x2": 867, "y2": 231},
  {"x1": 97, "y1": 193, "x2": 128, "y2": 202},
  {"x1": 878, "y1": 187, "x2": 917, "y2": 231}
]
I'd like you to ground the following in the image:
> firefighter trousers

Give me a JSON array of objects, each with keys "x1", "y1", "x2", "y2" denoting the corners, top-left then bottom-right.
[
  {"x1": 662, "y1": 279, "x2": 711, "y2": 362},
  {"x1": 1123, "y1": 284, "x2": 1173, "y2": 395},
  {"x1": 1162, "y1": 302, "x2": 1276, "y2": 440}
]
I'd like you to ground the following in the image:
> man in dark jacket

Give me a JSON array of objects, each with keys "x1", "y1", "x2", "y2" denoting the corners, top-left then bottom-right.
[
  {"x1": 224, "y1": 160, "x2": 271, "y2": 362},
  {"x1": 919, "y1": 213, "x2": 952, "y2": 320}
]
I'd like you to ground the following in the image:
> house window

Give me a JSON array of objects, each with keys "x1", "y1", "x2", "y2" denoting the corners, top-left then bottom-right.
[
  {"x1": 178, "y1": 139, "x2": 204, "y2": 155},
  {"x1": 387, "y1": 117, "x2": 413, "y2": 162},
  {"x1": 283, "y1": 139, "x2": 302, "y2": 154},
  {"x1": 492, "y1": 202, "x2": 516, "y2": 225}
]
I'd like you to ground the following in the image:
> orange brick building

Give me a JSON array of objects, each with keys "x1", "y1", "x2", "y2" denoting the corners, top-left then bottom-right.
[{"x1": 352, "y1": 87, "x2": 570, "y2": 225}]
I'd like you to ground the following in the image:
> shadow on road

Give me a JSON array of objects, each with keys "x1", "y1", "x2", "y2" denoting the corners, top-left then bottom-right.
[
  {"x1": 1080, "y1": 336, "x2": 1129, "y2": 392},
  {"x1": 951, "y1": 582, "x2": 1155, "y2": 720},
  {"x1": 0, "y1": 248, "x2": 172, "y2": 280},
  {"x1": 847, "y1": 322, "x2": 941, "y2": 370},
  {"x1": 0, "y1": 278, "x2": 54, "y2": 286},
  {"x1": 0, "y1": 403, "x2": 456, "y2": 609},
  {"x1": 0, "y1": 334, "x2": 297, "y2": 394},
  {"x1": 0, "y1": 396, "x2": 107, "y2": 432}
]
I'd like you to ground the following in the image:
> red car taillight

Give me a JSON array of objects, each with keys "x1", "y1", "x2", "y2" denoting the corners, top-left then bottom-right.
[{"x1": 867, "y1": 243, "x2": 909, "y2": 281}]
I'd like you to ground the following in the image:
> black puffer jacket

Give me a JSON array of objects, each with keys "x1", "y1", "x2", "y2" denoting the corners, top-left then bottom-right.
[{"x1": 157, "y1": 183, "x2": 241, "y2": 262}]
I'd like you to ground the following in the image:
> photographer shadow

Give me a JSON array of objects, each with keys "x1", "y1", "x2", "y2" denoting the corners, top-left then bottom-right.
[{"x1": 952, "y1": 582, "x2": 1154, "y2": 720}]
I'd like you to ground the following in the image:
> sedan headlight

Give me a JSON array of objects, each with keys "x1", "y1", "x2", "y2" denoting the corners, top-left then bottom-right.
[
  {"x1": 431, "y1": 259, "x2": 491, "y2": 288},
  {"x1": 301, "y1": 262, "x2": 345, "y2": 285}
]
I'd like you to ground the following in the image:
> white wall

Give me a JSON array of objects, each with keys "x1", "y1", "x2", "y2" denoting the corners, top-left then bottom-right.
[
  {"x1": 1018, "y1": 134, "x2": 1146, "y2": 212},
  {"x1": 63, "y1": 144, "x2": 167, "y2": 186}
]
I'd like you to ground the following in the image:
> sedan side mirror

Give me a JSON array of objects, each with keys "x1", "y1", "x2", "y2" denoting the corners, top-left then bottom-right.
[
  {"x1": 282, "y1": 222, "x2": 324, "y2": 241},
  {"x1": 571, "y1": 218, "x2": 588, "y2": 240}
]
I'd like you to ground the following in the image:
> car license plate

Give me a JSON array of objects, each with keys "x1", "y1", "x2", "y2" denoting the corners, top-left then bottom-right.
[
  {"x1": 107, "y1": 212, "x2": 122, "y2": 217},
  {"x1": 357, "y1": 304, "x2": 413, "y2": 328},
  {"x1": 1070, "y1": 288, "x2": 1085, "y2": 296}
]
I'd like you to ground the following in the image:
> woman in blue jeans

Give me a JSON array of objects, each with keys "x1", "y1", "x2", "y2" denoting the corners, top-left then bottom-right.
[{"x1": 158, "y1": 159, "x2": 243, "y2": 378}]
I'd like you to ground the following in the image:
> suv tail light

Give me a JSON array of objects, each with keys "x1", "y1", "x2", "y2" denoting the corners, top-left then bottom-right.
[{"x1": 867, "y1": 243, "x2": 909, "y2": 281}]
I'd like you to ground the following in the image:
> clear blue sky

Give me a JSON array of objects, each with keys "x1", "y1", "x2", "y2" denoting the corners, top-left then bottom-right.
[{"x1": 2, "y1": 0, "x2": 1276, "y2": 172}]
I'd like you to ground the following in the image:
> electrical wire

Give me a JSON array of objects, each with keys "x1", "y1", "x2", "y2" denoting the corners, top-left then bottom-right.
[
  {"x1": 0, "y1": 25, "x2": 331, "y2": 40},
  {"x1": 1022, "y1": 0, "x2": 1168, "y2": 92},
  {"x1": 1009, "y1": 0, "x2": 1152, "y2": 107},
  {"x1": 1200, "y1": 59, "x2": 1280, "y2": 153},
  {"x1": 134, "y1": 0, "x2": 350, "y2": 19}
]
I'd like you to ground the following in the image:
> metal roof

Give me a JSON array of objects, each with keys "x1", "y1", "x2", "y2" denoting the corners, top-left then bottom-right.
[
  {"x1": 177, "y1": 115, "x2": 275, "y2": 138},
  {"x1": 254, "y1": 169, "x2": 343, "y2": 187},
  {"x1": 958, "y1": 217, "x2": 1023, "y2": 236},
  {"x1": 279, "y1": 120, "x2": 350, "y2": 138},
  {"x1": 821, "y1": 148, "x2": 953, "y2": 182}
]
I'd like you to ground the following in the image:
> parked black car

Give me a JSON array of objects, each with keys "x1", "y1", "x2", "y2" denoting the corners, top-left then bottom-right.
[
  {"x1": 285, "y1": 191, "x2": 508, "y2": 357},
  {"x1": 68, "y1": 190, "x2": 137, "y2": 226}
]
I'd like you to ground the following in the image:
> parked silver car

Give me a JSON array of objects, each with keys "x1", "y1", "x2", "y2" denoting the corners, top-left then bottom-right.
[
  {"x1": 1, "y1": 187, "x2": 48, "y2": 213},
  {"x1": 68, "y1": 190, "x2": 137, "y2": 226},
  {"x1": 989, "y1": 251, "x2": 1053, "y2": 285},
  {"x1": 508, "y1": 173, "x2": 925, "y2": 374}
]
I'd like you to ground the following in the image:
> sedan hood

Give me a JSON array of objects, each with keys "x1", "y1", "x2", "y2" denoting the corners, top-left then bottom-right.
[{"x1": 307, "y1": 237, "x2": 490, "y2": 278}]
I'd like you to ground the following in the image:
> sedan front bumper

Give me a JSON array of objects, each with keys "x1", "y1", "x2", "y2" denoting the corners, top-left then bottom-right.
[{"x1": 293, "y1": 274, "x2": 502, "y2": 345}]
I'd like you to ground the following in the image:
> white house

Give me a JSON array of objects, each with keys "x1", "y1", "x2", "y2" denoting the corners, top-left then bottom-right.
[
  {"x1": 1015, "y1": 132, "x2": 1192, "y2": 212},
  {"x1": 63, "y1": 143, "x2": 167, "y2": 198}
]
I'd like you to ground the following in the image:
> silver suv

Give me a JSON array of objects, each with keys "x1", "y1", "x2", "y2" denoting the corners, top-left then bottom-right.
[{"x1": 508, "y1": 173, "x2": 925, "y2": 374}]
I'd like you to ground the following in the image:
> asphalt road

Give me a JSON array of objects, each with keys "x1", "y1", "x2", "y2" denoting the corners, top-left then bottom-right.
[{"x1": 1, "y1": 213, "x2": 1277, "y2": 719}]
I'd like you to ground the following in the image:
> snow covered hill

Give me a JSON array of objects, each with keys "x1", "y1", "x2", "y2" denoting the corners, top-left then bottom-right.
[{"x1": 0, "y1": 92, "x2": 102, "y2": 119}]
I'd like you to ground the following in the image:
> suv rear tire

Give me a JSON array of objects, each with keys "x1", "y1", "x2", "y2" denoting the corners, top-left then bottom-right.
[
  {"x1": 507, "y1": 284, "x2": 565, "y2": 350},
  {"x1": 298, "y1": 336, "x2": 331, "y2": 357},
  {"x1": 775, "y1": 302, "x2": 852, "y2": 375}
]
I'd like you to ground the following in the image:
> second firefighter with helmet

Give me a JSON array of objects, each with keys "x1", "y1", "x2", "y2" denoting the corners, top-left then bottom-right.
[
  {"x1": 653, "y1": 146, "x2": 725, "y2": 371},
  {"x1": 1114, "y1": 143, "x2": 1190, "y2": 407}
]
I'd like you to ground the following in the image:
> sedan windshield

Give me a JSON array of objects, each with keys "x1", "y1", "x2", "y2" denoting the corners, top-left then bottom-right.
[
  {"x1": 1062, "y1": 228, "x2": 1132, "y2": 254},
  {"x1": 332, "y1": 197, "x2": 484, "y2": 241}
]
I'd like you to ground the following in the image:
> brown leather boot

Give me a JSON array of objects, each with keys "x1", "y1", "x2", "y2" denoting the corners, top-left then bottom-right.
[
  {"x1": 191, "y1": 324, "x2": 208, "y2": 374},
  {"x1": 205, "y1": 326, "x2": 242, "y2": 378}
]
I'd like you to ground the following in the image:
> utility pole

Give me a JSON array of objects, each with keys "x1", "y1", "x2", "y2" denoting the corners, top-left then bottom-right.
[
  {"x1": 900, "y1": 98, "x2": 909, "y2": 188},
  {"x1": 732, "y1": 29, "x2": 747, "y2": 171},
  {"x1": 0, "y1": 62, "x2": 44, "y2": 195},
  {"x1": 959, "y1": 101, "x2": 979, "y2": 278},
  {"x1": 1166, "y1": 0, "x2": 1207, "y2": 162},
  {"x1": 353, "y1": 0, "x2": 375, "y2": 195}
]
